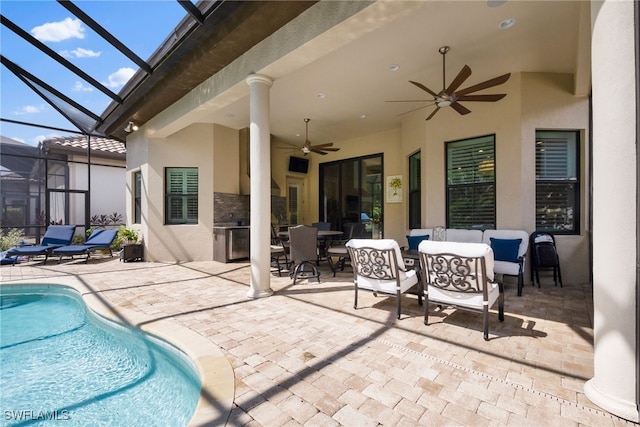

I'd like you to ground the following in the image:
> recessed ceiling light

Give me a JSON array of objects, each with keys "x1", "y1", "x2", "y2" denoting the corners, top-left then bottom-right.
[
  {"x1": 499, "y1": 18, "x2": 516, "y2": 29},
  {"x1": 487, "y1": 0, "x2": 508, "y2": 7},
  {"x1": 359, "y1": 114, "x2": 367, "y2": 119},
  {"x1": 316, "y1": 92, "x2": 325, "y2": 99},
  {"x1": 389, "y1": 64, "x2": 400, "y2": 71}
]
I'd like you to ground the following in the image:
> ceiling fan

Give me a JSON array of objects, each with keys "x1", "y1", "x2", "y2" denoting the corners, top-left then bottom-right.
[
  {"x1": 298, "y1": 118, "x2": 340, "y2": 156},
  {"x1": 389, "y1": 46, "x2": 511, "y2": 120}
]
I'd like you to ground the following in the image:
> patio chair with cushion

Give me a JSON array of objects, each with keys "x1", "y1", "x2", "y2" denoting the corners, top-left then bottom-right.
[
  {"x1": 418, "y1": 240, "x2": 504, "y2": 341},
  {"x1": 288, "y1": 225, "x2": 320, "y2": 285},
  {"x1": 6, "y1": 225, "x2": 77, "y2": 265},
  {"x1": 346, "y1": 238, "x2": 421, "y2": 319},
  {"x1": 52, "y1": 229, "x2": 118, "y2": 263},
  {"x1": 481, "y1": 229, "x2": 529, "y2": 296}
]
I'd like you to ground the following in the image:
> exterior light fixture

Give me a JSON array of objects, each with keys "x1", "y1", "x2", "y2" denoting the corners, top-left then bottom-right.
[{"x1": 124, "y1": 121, "x2": 139, "y2": 133}]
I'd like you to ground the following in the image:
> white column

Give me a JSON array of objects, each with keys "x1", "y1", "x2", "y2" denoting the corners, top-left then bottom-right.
[
  {"x1": 585, "y1": 0, "x2": 638, "y2": 422},
  {"x1": 246, "y1": 74, "x2": 274, "y2": 298}
]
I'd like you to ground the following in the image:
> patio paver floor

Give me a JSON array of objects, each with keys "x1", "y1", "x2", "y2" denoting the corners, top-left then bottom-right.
[{"x1": 1, "y1": 256, "x2": 635, "y2": 426}]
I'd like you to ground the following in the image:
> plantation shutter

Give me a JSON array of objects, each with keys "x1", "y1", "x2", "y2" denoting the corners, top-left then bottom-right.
[
  {"x1": 165, "y1": 168, "x2": 198, "y2": 224},
  {"x1": 446, "y1": 135, "x2": 495, "y2": 229}
]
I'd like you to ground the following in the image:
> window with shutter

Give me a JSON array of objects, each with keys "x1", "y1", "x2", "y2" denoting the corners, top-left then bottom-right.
[
  {"x1": 134, "y1": 171, "x2": 142, "y2": 224},
  {"x1": 165, "y1": 168, "x2": 198, "y2": 224},
  {"x1": 446, "y1": 135, "x2": 495, "y2": 229},
  {"x1": 535, "y1": 130, "x2": 579, "y2": 233}
]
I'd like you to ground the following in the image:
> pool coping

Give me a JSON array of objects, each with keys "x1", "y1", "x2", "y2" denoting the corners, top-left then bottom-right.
[{"x1": 0, "y1": 278, "x2": 234, "y2": 426}]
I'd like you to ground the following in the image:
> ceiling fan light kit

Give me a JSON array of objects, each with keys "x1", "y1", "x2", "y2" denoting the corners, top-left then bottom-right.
[
  {"x1": 391, "y1": 46, "x2": 510, "y2": 120},
  {"x1": 299, "y1": 118, "x2": 340, "y2": 156}
]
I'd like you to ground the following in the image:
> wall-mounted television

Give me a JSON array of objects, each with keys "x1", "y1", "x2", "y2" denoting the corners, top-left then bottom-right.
[{"x1": 288, "y1": 156, "x2": 309, "y2": 174}]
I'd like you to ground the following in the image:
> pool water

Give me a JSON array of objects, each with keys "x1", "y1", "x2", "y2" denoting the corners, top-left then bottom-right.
[{"x1": 0, "y1": 286, "x2": 200, "y2": 426}]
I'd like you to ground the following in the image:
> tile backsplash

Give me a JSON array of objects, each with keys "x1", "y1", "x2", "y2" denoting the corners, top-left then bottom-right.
[{"x1": 214, "y1": 192, "x2": 286, "y2": 226}]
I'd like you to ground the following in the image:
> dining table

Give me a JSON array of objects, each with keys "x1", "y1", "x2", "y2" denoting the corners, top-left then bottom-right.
[{"x1": 276, "y1": 230, "x2": 344, "y2": 240}]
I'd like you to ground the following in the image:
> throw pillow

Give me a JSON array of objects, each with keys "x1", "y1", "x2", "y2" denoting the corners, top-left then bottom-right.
[
  {"x1": 406, "y1": 234, "x2": 429, "y2": 250},
  {"x1": 490, "y1": 238, "x2": 522, "y2": 262}
]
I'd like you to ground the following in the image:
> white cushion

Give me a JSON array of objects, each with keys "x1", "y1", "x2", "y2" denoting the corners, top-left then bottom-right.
[
  {"x1": 346, "y1": 239, "x2": 417, "y2": 293},
  {"x1": 445, "y1": 228, "x2": 483, "y2": 243},
  {"x1": 418, "y1": 240, "x2": 494, "y2": 281},
  {"x1": 428, "y1": 280, "x2": 501, "y2": 310},
  {"x1": 493, "y1": 260, "x2": 521, "y2": 275},
  {"x1": 354, "y1": 269, "x2": 418, "y2": 294}
]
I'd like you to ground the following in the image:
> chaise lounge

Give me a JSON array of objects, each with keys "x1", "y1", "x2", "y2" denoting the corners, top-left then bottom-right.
[
  {"x1": 6, "y1": 225, "x2": 76, "y2": 265},
  {"x1": 52, "y1": 229, "x2": 118, "y2": 263}
]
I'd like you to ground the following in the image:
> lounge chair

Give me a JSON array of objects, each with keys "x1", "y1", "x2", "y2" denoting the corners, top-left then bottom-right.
[
  {"x1": 6, "y1": 225, "x2": 76, "y2": 265},
  {"x1": 52, "y1": 229, "x2": 118, "y2": 263}
]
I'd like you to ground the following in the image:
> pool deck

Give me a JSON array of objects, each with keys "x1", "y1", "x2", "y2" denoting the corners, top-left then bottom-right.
[{"x1": 1, "y1": 256, "x2": 635, "y2": 427}]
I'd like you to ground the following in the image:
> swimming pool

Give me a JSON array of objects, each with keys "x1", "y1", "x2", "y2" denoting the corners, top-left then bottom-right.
[{"x1": 0, "y1": 285, "x2": 201, "y2": 426}]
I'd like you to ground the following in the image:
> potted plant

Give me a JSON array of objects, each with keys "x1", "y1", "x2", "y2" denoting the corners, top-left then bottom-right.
[
  {"x1": 117, "y1": 225, "x2": 139, "y2": 246},
  {"x1": 117, "y1": 226, "x2": 143, "y2": 262}
]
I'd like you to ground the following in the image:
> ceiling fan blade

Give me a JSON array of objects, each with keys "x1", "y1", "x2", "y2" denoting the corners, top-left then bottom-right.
[
  {"x1": 456, "y1": 73, "x2": 511, "y2": 96},
  {"x1": 397, "y1": 104, "x2": 432, "y2": 117},
  {"x1": 445, "y1": 65, "x2": 472, "y2": 95},
  {"x1": 385, "y1": 99, "x2": 430, "y2": 103},
  {"x1": 409, "y1": 81, "x2": 439, "y2": 97},
  {"x1": 450, "y1": 101, "x2": 471, "y2": 115},
  {"x1": 310, "y1": 148, "x2": 329, "y2": 155},
  {"x1": 315, "y1": 147, "x2": 339, "y2": 152},
  {"x1": 310, "y1": 142, "x2": 334, "y2": 149},
  {"x1": 425, "y1": 107, "x2": 440, "y2": 121},
  {"x1": 456, "y1": 94, "x2": 506, "y2": 102}
]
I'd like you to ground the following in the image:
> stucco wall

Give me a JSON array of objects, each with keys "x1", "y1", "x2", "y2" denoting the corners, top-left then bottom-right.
[
  {"x1": 128, "y1": 123, "x2": 241, "y2": 262},
  {"x1": 398, "y1": 72, "x2": 590, "y2": 285},
  {"x1": 270, "y1": 72, "x2": 590, "y2": 285},
  {"x1": 133, "y1": 71, "x2": 590, "y2": 284}
]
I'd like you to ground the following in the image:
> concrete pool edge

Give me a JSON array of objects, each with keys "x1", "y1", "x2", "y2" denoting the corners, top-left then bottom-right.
[{"x1": 0, "y1": 279, "x2": 235, "y2": 427}]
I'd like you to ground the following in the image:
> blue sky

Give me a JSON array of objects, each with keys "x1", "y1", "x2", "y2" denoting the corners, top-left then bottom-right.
[{"x1": 1, "y1": 0, "x2": 190, "y2": 145}]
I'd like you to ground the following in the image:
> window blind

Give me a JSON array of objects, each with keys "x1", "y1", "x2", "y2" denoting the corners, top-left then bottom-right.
[
  {"x1": 446, "y1": 135, "x2": 496, "y2": 229},
  {"x1": 535, "y1": 131, "x2": 579, "y2": 233}
]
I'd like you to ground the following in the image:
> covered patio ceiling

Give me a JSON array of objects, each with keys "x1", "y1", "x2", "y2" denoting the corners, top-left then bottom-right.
[{"x1": 2, "y1": 1, "x2": 590, "y2": 146}]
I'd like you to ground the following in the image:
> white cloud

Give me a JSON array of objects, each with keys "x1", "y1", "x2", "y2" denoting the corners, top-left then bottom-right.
[
  {"x1": 14, "y1": 105, "x2": 44, "y2": 115},
  {"x1": 104, "y1": 67, "x2": 136, "y2": 88},
  {"x1": 31, "y1": 17, "x2": 85, "y2": 42},
  {"x1": 59, "y1": 48, "x2": 101, "y2": 59},
  {"x1": 73, "y1": 81, "x2": 94, "y2": 92}
]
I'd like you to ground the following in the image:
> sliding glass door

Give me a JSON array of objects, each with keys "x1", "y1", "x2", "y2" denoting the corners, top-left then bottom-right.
[{"x1": 319, "y1": 154, "x2": 383, "y2": 238}]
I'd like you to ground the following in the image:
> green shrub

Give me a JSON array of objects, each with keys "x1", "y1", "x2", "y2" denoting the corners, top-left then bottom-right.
[
  {"x1": 0, "y1": 228, "x2": 23, "y2": 252},
  {"x1": 115, "y1": 226, "x2": 139, "y2": 247}
]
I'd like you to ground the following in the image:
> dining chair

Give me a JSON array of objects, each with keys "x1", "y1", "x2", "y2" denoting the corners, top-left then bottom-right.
[
  {"x1": 346, "y1": 238, "x2": 421, "y2": 319},
  {"x1": 311, "y1": 221, "x2": 331, "y2": 264},
  {"x1": 270, "y1": 224, "x2": 289, "y2": 276},
  {"x1": 326, "y1": 222, "x2": 366, "y2": 276},
  {"x1": 288, "y1": 225, "x2": 320, "y2": 285},
  {"x1": 418, "y1": 240, "x2": 504, "y2": 341}
]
